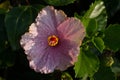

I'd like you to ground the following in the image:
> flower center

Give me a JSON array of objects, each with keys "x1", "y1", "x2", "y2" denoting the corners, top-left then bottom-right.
[{"x1": 48, "y1": 35, "x2": 59, "y2": 46}]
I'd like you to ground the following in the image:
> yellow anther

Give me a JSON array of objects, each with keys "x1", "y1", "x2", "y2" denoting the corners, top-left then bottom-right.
[{"x1": 48, "y1": 35, "x2": 59, "y2": 46}]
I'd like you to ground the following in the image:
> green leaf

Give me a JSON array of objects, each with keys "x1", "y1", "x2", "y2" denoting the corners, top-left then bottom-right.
[
  {"x1": 5, "y1": 5, "x2": 43, "y2": 50},
  {"x1": 0, "y1": 48, "x2": 16, "y2": 67},
  {"x1": 61, "y1": 72, "x2": 73, "y2": 80},
  {"x1": 92, "y1": 37, "x2": 105, "y2": 53},
  {"x1": 89, "y1": 1, "x2": 107, "y2": 31},
  {"x1": 0, "y1": 11, "x2": 15, "y2": 68},
  {"x1": 0, "y1": 77, "x2": 5, "y2": 80},
  {"x1": 86, "y1": 19, "x2": 97, "y2": 37},
  {"x1": 0, "y1": 8, "x2": 7, "y2": 14},
  {"x1": 104, "y1": 24, "x2": 120, "y2": 52},
  {"x1": 111, "y1": 58, "x2": 120, "y2": 74},
  {"x1": 74, "y1": 48, "x2": 99, "y2": 78},
  {"x1": 0, "y1": 13, "x2": 7, "y2": 53},
  {"x1": 89, "y1": 1, "x2": 105, "y2": 19},
  {"x1": 0, "y1": 0, "x2": 11, "y2": 10},
  {"x1": 44, "y1": 0, "x2": 75, "y2": 6},
  {"x1": 82, "y1": 1, "x2": 107, "y2": 31},
  {"x1": 94, "y1": 64, "x2": 116, "y2": 80}
]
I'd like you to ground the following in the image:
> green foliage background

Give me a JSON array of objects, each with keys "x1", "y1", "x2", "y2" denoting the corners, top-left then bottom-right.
[{"x1": 0, "y1": 0, "x2": 120, "y2": 80}]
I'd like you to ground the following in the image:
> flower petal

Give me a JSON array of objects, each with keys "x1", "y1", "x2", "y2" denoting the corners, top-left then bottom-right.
[
  {"x1": 54, "y1": 38, "x2": 80, "y2": 70},
  {"x1": 20, "y1": 23, "x2": 37, "y2": 52},
  {"x1": 29, "y1": 40, "x2": 79, "y2": 73},
  {"x1": 57, "y1": 18, "x2": 85, "y2": 45},
  {"x1": 20, "y1": 22, "x2": 52, "y2": 60},
  {"x1": 36, "y1": 6, "x2": 67, "y2": 31}
]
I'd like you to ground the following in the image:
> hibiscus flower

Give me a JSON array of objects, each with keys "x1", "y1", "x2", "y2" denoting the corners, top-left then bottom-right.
[{"x1": 20, "y1": 6, "x2": 85, "y2": 74}]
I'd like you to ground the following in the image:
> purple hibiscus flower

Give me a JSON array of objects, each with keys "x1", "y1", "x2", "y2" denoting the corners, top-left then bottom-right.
[{"x1": 20, "y1": 6, "x2": 85, "y2": 74}]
